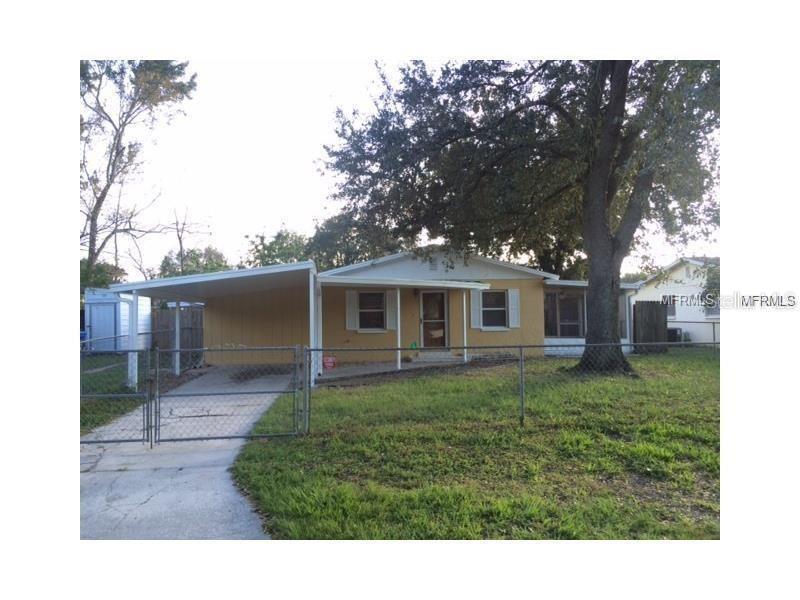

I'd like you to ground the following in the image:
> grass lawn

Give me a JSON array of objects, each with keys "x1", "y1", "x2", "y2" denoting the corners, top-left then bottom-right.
[
  {"x1": 80, "y1": 353, "x2": 145, "y2": 435},
  {"x1": 233, "y1": 348, "x2": 719, "y2": 539}
]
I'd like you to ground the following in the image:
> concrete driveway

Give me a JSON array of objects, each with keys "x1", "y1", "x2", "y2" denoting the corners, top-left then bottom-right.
[{"x1": 81, "y1": 366, "x2": 292, "y2": 539}]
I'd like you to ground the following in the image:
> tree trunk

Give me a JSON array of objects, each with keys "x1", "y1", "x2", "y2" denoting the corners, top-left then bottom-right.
[{"x1": 576, "y1": 248, "x2": 631, "y2": 372}]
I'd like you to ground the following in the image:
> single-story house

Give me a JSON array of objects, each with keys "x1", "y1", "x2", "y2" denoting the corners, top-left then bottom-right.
[
  {"x1": 106, "y1": 249, "x2": 638, "y2": 385},
  {"x1": 629, "y1": 257, "x2": 720, "y2": 343}
]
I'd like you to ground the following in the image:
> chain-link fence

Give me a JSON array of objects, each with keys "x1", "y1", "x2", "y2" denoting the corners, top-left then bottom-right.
[
  {"x1": 80, "y1": 349, "x2": 150, "y2": 443},
  {"x1": 309, "y1": 342, "x2": 720, "y2": 427},
  {"x1": 154, "y1": 347, "x2": 304, "y2": 442},
  {"x1": 80, "y1": 346, "x2": 309, "y2": 445},
  {"x1": 81, "y1": 342, "x2": 718, "y2": 445}
]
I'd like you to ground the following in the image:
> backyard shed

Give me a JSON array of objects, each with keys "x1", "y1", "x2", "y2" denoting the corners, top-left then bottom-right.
[{"x1": 83, "y1": 288, "x2": 151, "y2": 350}]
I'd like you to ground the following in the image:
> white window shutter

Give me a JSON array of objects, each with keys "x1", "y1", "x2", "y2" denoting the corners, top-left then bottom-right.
[
  {"x1": 345, "y1": 290, "x2": 358, "y2": 330},
  {"x1": 508, "y1": 288, "x2": 521, "y2": 328},
  {"x1": 386, "y1": 290, "x2": 397, "y2": 330},
  {"x1": 470, "y1": 289, "x2": 482, "y2": 329}
]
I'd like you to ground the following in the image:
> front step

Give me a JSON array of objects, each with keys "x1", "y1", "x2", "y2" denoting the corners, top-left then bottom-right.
[{"x1": 412, "y1": 351, "x2": 459, "y2": 363}]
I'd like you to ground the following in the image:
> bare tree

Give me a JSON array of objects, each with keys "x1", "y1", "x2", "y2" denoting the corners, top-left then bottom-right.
[
  {"x1": 167, "y1": 208, "x2": 206, "y2": 275},
  {"x1": 80, "y1": 61, "x2": 196, "y2": 279}
]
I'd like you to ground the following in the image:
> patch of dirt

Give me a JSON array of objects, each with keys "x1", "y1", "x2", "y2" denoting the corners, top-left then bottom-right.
[
  {"x1": 230, "y1": 365, "x2": 293, "y2": 382},
  {"x1": 158, "y1": 366, "x2": 209, "y2": 394}
]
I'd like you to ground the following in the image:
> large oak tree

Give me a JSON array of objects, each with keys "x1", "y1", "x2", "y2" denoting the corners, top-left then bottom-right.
[{"x1": 326, "y1": 60, "x2": 719, "y2": 370}]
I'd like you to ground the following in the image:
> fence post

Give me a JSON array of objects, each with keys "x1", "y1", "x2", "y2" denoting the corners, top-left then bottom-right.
[
  {"x1": 299, "y1": 346, "x2": 309, "y2": 434},
  {"x1": 146, "y1": 349, "x2": 153, "y2": 448},
  {"x1": 518, "y1": 346, "x2": 525, "y2": 427},
  {"x1": 305, "y1": 346, "x2": 311, "y2": 434},
  {"x1": 173, "y1": 306, "x2": 181, "y2": 376},
  {"x1": 154, "y1": 346, "x2": 160, "y2": 446},
  {"x1": 293, "y1": 345, "x2": 300, "y2": 434}
]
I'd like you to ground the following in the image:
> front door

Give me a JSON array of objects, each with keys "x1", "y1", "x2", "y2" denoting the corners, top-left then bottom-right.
[{"x1": 421, "y1": 291, "x2": 447, "y2": 348}]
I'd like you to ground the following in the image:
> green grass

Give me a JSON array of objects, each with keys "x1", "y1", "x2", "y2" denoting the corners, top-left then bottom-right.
[
  {"x1": 233, "y1": 348, "x2": 719, "y2": 539},
  {"x1": 80, "y1": 397, "x2": 143, "y2": 435},
  {"x1": 80, "y1": 353, "x2": 145, "y2": 435}
]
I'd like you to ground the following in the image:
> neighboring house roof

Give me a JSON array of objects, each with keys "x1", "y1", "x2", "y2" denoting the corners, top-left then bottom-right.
[
  {"x1": 545, "y1": 279, "x2": 641, "y2": 290},
  {"x1": 639, "y1": 256, "x2": 720, "y2": 286},
  {"x1": 319, "y1": 250, "x2": 560, "y2": 280}
]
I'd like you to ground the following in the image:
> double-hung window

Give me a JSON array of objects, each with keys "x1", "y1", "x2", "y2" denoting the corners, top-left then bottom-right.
[
  {"x1": 481, "y1": 290, "x2": 508, "y2": 328},
  {"x1": 358, "y1": 292, "x2": 385, "y2": 330}
]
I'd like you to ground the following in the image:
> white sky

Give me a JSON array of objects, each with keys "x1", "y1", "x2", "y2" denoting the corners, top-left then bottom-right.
[{"x1": 102, "y1": 59, "x2": 718, "y2": 279}]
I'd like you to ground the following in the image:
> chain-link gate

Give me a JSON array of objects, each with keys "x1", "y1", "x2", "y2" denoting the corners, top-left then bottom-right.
[{"x1": 80, "y1": 346, "x2": 309, "y2": 445}]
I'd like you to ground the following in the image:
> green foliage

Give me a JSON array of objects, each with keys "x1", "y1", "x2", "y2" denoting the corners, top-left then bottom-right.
[
  {"x1": 325, "y1": 60, "x2": 719, "y2": 283},
  {"x1": 80, "y1": 258, "x2": 126, "y2": 294},
  {"x1": 158, "y1": 246, "x2": 230, "y2": 278},
  {"x1": 621, "y1": 271, "x2": 648, "y2": 284},
  {"x1": 243, "y1": 215, "x2": 407, "y2": 271},
  {"x1": 306, "y1": 212, "x2": 407, "y2": 271},
  {"x1": 702, "y1": 262, "x2": 720, "y2": 302},
  {"x1": 234, "y1": 349, "x2": 720, "y2": 539},
  {"x1": 243, "y1": 227, "x2": 309, "y2": 267}
]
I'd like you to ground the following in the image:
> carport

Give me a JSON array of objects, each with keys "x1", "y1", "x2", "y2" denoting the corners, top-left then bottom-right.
[{"x1": 109, "y1": 261, "x2": 319, "y2": 387}]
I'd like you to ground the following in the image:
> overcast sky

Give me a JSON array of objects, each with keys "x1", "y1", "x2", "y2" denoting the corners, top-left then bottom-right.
[{"x1": 105, "y1": 60, "x2": 718, "y2": 279}]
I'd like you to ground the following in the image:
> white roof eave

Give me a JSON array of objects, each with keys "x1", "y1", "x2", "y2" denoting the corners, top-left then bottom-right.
[
  {"x1": 108, "y1": 261, "x2": 316, "y2": 295},
  {"x1": 318, "y1": 275, "x2": 490, "y2": 290}
]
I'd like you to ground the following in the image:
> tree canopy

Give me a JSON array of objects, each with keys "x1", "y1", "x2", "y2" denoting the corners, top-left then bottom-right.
[
  {"x1": 159, "y1": 246, "x2": 230, "y2": 278},
  {"x1": 80, "y1": 258, "x2": 126, "y2": 295},
  {"x1": 306, "y1": 212, "x2": 408, "y2": 272},
  {"x1": 243, "y1": 228, "x2": 309, "y2": 267},
  {"x1": 326, "y1": 60, "x2": 719, "y2": 368}
]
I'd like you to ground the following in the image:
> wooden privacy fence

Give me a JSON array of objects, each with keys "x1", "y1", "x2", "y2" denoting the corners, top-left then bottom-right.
[
  {"x1": 151, "y1": 306, "x2": 203, "y2": 350},
  {"x1": 633, "y1": 300, "x2": 668, "y2": 353}
]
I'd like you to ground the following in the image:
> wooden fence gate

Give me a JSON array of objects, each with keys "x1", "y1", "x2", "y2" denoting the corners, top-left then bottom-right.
[
  {"x1": 151, "y1": 306, "x2": 203, "y2": 350},
  {"x1": 633, "y1": 301, "x2": 668, "y2": 353}
]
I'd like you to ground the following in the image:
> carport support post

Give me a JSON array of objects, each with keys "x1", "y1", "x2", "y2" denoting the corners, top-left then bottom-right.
[
  {"x1": 173, "y1": 304, "x2": 181, "y2": 376},
  {"x1": 462, "y1": 289, "x2": 468, "y2": 363},
  {"x1": 127, "y1": 292, "x2": 139, "y2": 390},
  {"x1": 396, "y1": 287, "x2": 401, "y2": 370}
]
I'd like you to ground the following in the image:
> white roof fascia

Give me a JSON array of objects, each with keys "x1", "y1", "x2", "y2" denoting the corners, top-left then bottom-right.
[
  {"x1": 467, "y1": 254, "x2": 559, "y2": 279},
  {"x1": 319, "y1": 250, "x2": 559, "y2": 280},
  {"x1": 109, "y1": 261, "x2": 316, "y2": 294},
  {"x1": 545, "y1": 279, "x2": 641, "y2": 290},
  {"x1": 318, "y1": 252, "x2": 412, "y2": 276},
  {"x1": 318, "y1": 275, "x2": 490, "y2": 290}
]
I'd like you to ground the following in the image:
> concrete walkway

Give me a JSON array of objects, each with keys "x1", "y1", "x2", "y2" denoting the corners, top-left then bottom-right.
[{"x1": 81, "y1": 367, "x2": 291, "y2": 539}]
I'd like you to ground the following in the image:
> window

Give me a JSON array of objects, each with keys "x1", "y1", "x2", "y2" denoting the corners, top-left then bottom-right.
[
  {"x1": 544, "y1": 291, "x2": 586, "y2": 337},
  {"x1": 481, "y1": 290, "x2": 508, "y2": 328},
  {"x1": 662, "y1": 295, "x2": 676, "y2": 318},
  {"x1": 358, "y1": 292, "x2": 385, "y2": 330},
  {"x1": 618, "y1": 295, "x2": 628, "y2": 339}
]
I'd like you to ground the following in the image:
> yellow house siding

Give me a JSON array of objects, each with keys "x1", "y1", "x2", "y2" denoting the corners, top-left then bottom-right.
[
  {"x1": 463, "y1": 278, "x2": 545, "y2": 352},
  {"x1": 320, "y1": 279, "x2": 545, "y2": 363},
  {"x1": 203, "y1": 284, "x2": 309, "y2": 364}
]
